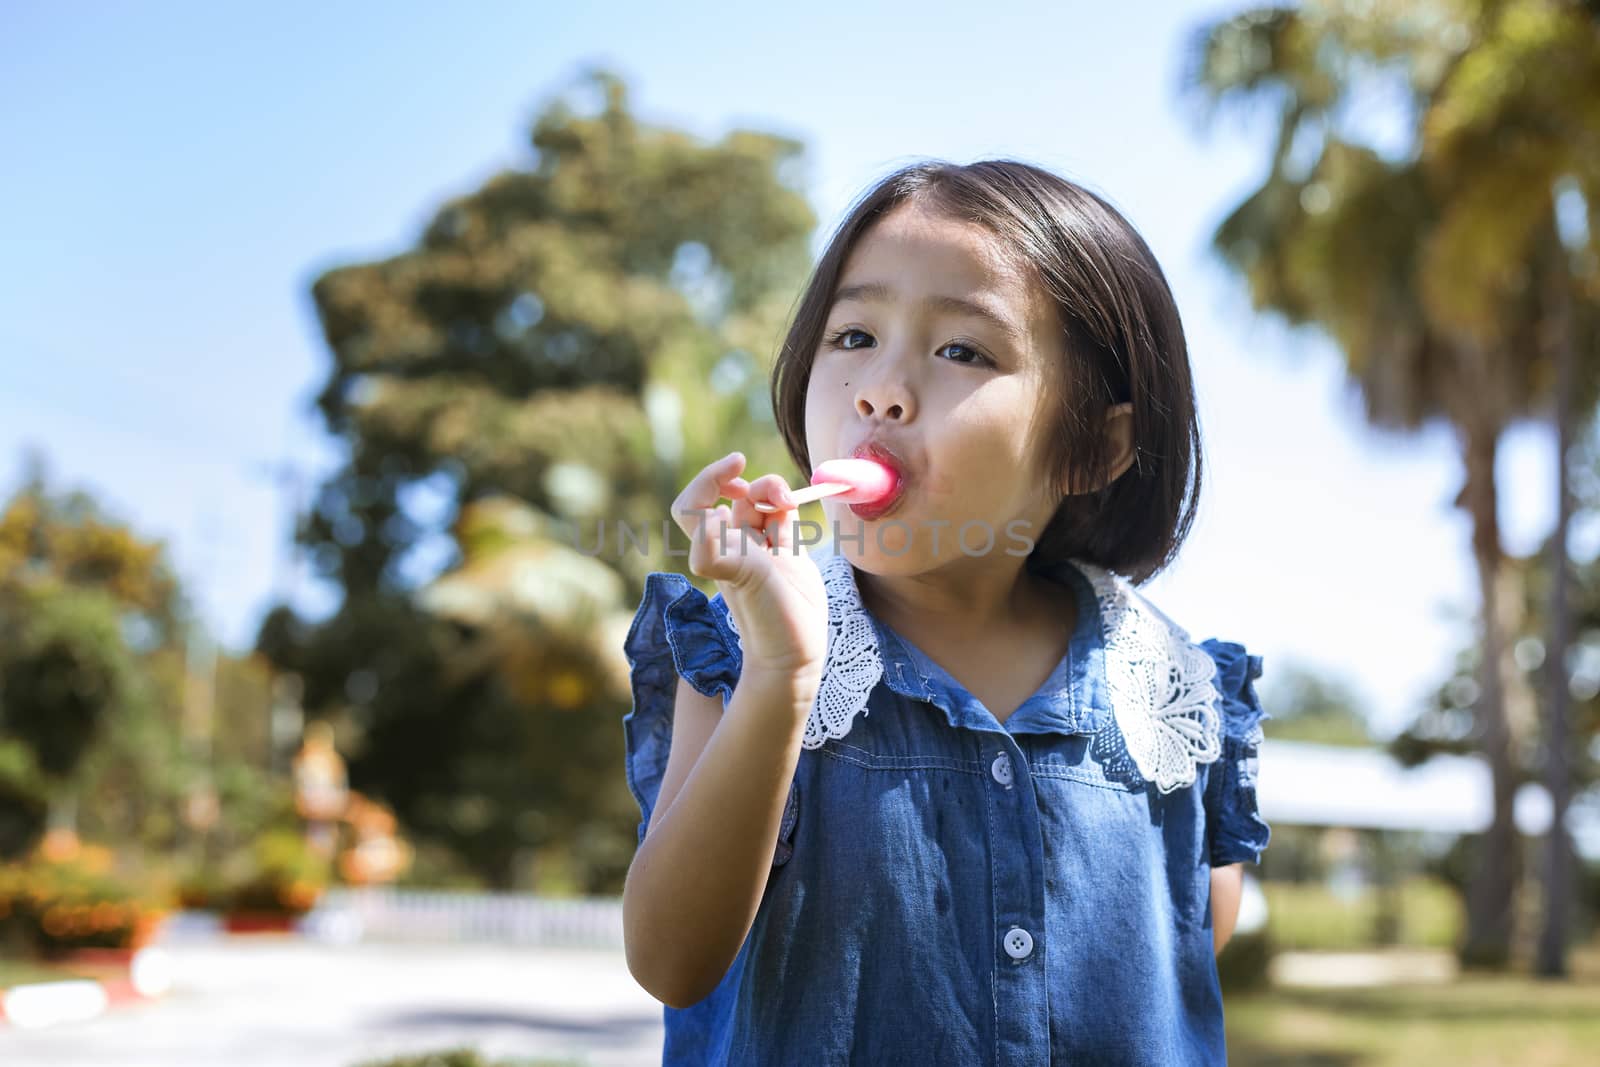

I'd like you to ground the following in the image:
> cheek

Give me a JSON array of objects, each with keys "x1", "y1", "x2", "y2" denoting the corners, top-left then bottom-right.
[
  {"x1": 925, "y1": 389, "x2": 1039, "y2": 498},
  {"x1": 807, "y1": 356, "x2": 847, "y2": 398},
  {"x1": 803, "y1": 361, "x2": 849, "y2": 439}
]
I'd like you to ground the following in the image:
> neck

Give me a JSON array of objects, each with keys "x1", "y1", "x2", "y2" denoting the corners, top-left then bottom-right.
[{"x1": 853, "y1": 555, "x2": 1065, "y2": 645}]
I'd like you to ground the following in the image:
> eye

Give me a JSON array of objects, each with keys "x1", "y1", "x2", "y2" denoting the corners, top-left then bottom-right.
[
  {"x1": 938, "y1": 340, "x2": 989, "y2": 366},
  {"x1": 822, "y1": 328, "x2": 994, "y2": 368},
  {"x1": 825, "y1": 327, "x2": 873, "y2": 351}
]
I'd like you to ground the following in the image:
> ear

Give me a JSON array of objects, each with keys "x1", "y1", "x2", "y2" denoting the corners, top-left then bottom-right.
[
  {"x1": 1102, "y1": 402, "x2": 1135, "y2": 482},
  {"x1": 1062, "y1": 402, "x2": 1135, "y2": 495}
]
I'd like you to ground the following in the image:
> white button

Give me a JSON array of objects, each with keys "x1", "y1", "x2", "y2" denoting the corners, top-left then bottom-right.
[
  {"x1": 1003, "y1": 926, "x2": 1034, "y2": 960},
  {"x1": 990, "y1": 752, "x2": 1014, "y2": 787}
]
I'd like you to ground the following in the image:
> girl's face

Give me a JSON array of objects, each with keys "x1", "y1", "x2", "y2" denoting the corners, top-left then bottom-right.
[{"x1": 803, "y1": 202, "x2": 1069, "y2": 572}]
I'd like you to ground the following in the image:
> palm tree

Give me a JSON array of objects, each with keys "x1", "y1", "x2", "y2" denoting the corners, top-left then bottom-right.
[
  {"x1": 1421, "y1": 0, "x2": 1600, "y2": 974},
  {"x1": 1183, "y1": 0, "x2": 1600, "y2": 968}
]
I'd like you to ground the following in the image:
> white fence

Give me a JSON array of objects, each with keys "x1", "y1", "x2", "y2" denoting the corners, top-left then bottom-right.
[{"x1": 302, "y1": 888, "x2": 626, "y2": 950}]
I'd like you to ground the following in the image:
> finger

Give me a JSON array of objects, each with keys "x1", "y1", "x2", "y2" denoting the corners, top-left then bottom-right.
[
  {"x1": 768, "y1": 488, "x2": 806, "y2": 556},
  {"x1": 714, "y1": 504, "x2": 772, "y2": 579},
  {"x1": 769, "y1": 507, "x2": 797, "y2": 555},
  {"x1": 745, "y1": 473, "x2": 796, "y2": 511},
  {"x1": 730, "y1": 491, "x2": 764, "y2": 536},
  {"x1": 726, "y1": 478, "x2": 756, "y2": 528},
  {"x1": 672, "y1": 452, "x2": 746, "y2": 541},
  {"x1": 731, "y1": 474, "x2": 793, "y2": 546},
  {"x1": 690, "y1": 503, "x2": 740, "y2": 580}
]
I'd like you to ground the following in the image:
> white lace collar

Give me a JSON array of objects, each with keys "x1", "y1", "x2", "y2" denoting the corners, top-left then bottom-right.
[{"x1": 723, "y1": 549, "x2": 1222, "y2": 795}]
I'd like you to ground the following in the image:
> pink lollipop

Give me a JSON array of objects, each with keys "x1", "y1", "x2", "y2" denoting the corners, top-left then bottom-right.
[{"x1": 751, "y1": 457, "x2": 899, "y2": 512}]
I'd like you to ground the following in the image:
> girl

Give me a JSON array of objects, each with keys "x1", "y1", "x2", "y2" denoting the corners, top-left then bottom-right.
[{"x1": 620, "y1": 159, "x2": 1271, "y2": 1065}]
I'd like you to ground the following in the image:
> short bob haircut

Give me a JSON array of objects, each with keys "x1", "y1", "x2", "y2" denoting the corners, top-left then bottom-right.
[{"x1": 769, "y1": 158, "x2": 1202, "y2": 586}]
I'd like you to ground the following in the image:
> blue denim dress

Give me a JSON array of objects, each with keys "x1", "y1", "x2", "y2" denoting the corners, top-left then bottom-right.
[{"x1": 622, "y1": 546, "x2": 1271, "y2": 1066}]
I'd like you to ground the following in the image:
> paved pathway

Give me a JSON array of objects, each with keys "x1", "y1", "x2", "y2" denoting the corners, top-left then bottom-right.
[{"x1": 0, "y1": 937, "x2": 665, "y2": 1067}]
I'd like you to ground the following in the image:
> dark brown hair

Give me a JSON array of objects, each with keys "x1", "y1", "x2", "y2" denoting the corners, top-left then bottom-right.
[{"x1": 769, "y1": 158, "x2": 1202, "y2": 585}]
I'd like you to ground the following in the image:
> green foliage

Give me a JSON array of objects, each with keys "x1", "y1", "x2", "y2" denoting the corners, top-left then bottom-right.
[
  {"x1": 1394, "y1": 540, "x2": 1600, "y2": 790},
  {"x1": 1258, "y1": 661, "x2": 1375, "y2": 747},
  {"x1": 0, "y1": 451, "x2": 185, "y2": 637},
  {"x1": 1225, "y1": 966, "x2": 1600, "y2": 1065},
  {"x1": 391, "y1": 837, "x2": 487, "y2": 891},
  {"x1": 0, "y1": 456, "x2": 283, "y2": 876},
  {"x1": 0, "y1": 456, "x2": 203, "y2": 861},
  {"x1": 219, "y1": 829, "x2": 332, "y2": 916},
  {"x1": 262, "y1": 66, "x2": 819, "y2": 892},
  {"x1": 349, "y1": 1049, "x2": 581, "y2": 1067},
  {"x1": 1184, "y1": 0, "x2": 1600, "y2": 425},
  {"x1": 1263, "y1": 876, "x2": 1463, "y2": 951},
  {"x1": 1216, "y1": 925, "x2": 1275, "y2": 992},
  {"x1": 1183, "y1": 0, "x2": 1600, "y2": 971},
  {"x1": 0, "y1": 737, "x2": 49, "y2": 860},
  {"x1": 0, "y1": 847, "x2": 168, "y2": 957},
  {"x1": 0, "y1": 579, "x2": 142, "y2": 785},
  {"x1": 178, "y1": 822, "x2": 334, "y2": 916}
]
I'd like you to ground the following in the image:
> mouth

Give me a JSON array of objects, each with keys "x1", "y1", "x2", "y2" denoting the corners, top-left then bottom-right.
[{"x1": 845, "y1": 441, "x2": 909, "y2": 520}]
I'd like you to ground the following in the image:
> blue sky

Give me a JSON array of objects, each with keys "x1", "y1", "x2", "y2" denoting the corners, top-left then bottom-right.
[{"x1": 0, "y1": 1, "x2": 1572, "y2": 739}]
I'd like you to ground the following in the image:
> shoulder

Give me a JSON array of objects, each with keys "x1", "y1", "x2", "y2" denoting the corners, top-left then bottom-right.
[
  {"x1": 1098, "y1": 569, "x2": 1269, "y2": 739},
  {"x1": 1194, "y1": 637, "x2": 1269, "y2": 743},
  {"x1": 624, "y1": 571, "x2": 744, "y2": 704},
  {"x1": 1077, "y1": 565, "x2": 1266, "y2": 794}
]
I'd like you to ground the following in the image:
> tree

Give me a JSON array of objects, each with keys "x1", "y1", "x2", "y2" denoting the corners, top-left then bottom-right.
[
  {"x1": 1183, "y1": 0, "x2": 1600, "y2": 967},
  {"x1": 1395, "y1": 495, "x2": 1600, "y2": 946},
  {"x1": 1258, "y1": 661, "x2": 1375, "y2": 747},
  {"x1": 259, "y1": 66, "x2": 818, "y2": 891},
  {"x1": 1420, "y1": 0, "x2": 1600, "y2": 976},
  {"x1": 0, "y1": 450, "x2": 187, "y2": 858}
]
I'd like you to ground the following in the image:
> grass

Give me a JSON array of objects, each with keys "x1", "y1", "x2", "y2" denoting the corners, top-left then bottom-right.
[
  {"x1": 1226, "y1": 940, "x2": 1600, "y2": 1066},
  {"x1": 1262, "y1": 877, "x2": 1462, "y2": 950},
  {"x1": 1227, "y1": 975, "x2": 1600, "y2": 1066},
  {"x1": 0, "y1": 958, "x2": 95, "y2": 987},
  {"x1": 347, "y1": 1052, "x2": 588, "y2": 1067}
]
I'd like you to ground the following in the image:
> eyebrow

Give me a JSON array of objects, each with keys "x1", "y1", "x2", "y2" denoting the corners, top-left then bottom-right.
[{"x1": 829, "y1": 281, "x2": 1024, "y2": 346}]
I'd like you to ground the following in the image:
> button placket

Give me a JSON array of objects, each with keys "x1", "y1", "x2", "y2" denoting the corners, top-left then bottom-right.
[{"x1": 986, "y1": 739, "x2": 1048, "y2": 1060}]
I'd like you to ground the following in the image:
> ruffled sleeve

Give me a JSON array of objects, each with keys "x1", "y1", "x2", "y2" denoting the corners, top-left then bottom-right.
[
  {"x1": 1197, "y1": 639, "x2": 1272, "y2": 867},
  {"x1": 621, "y1": 572, "x2": 744, "y2": 846}
]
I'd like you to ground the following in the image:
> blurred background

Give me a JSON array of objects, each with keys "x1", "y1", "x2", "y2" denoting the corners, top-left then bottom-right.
[{"x1": 1, "y1": 1, "x2": 1598, "y2": 1064}]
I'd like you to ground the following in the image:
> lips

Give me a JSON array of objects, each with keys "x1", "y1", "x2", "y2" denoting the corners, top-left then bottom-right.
[{"x1": 844, "y1": 440, "x2": 910, "y2": 520}]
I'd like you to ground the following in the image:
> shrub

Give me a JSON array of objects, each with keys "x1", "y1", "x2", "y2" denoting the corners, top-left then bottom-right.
[
  {"x1": 0, "y1": 846, "x2": 169, "y2": 956},
  {"x1": 349, "y1": 1048, "x2": 582, "y2": 1067},
  {"x1": 1216, "y1": 926, "x2": 1275, "y2": 992},
  {"x1": 175, "y1": 829, "x2": 334, "y2": 916},
  {"x1": 1262, "y1": 875, "x2": 1461, "y2": 950},
  {"x1": 224, "y1": 829, "x2": 332, "y2": 916},
  {"x1": 174, "y1": 865, "x2": 229, "y2": 910}
]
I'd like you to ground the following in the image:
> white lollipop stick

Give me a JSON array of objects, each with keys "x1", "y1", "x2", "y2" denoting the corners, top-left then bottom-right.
[{"x1": 751, "y1": 481, "x2": 851, "y2": 513}]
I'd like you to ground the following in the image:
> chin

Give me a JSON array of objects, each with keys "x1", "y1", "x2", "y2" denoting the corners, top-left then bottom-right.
[
  {"x1": 829, "y1": 502, "x2": 1034, "y2": 572},
  {"x1": 820, "y1": 507, "x2": 933, "y2": 572}
]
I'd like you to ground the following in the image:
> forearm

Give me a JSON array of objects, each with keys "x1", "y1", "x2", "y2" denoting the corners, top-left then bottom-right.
[
  {"x1": 1211, "y1": 863, "x2": 1243, "y2": 955},
  {"x1": 623, "y1": 669, "x2": 816, "y2": 1008}
]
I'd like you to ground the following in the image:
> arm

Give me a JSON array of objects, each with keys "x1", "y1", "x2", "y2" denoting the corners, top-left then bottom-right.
[
  {"x1": 1211, "y1": 862, "x2": 1245, "y2": 955},
  {"x1": 622, "y1": 669, "x2": 816, "y2": 1009}
]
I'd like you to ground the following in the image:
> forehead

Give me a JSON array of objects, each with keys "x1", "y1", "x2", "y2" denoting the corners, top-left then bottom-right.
[{"x1": 831, "y1": 204, "x2": 1055, "y2": 353}]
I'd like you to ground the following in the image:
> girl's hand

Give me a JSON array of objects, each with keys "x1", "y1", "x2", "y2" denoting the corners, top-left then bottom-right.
[{"x1": 670, "y1": 452, "x2": 828, "y2": 680}]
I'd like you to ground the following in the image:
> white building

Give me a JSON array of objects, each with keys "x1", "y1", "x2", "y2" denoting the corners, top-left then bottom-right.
[{"x1": 1257, "y1": 739, "x2": 1600, "y2": 863}]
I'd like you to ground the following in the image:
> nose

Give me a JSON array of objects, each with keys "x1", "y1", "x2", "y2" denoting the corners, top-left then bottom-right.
[{"x1": 853, "y1": 368, "x2": 914, "y2": 423}]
